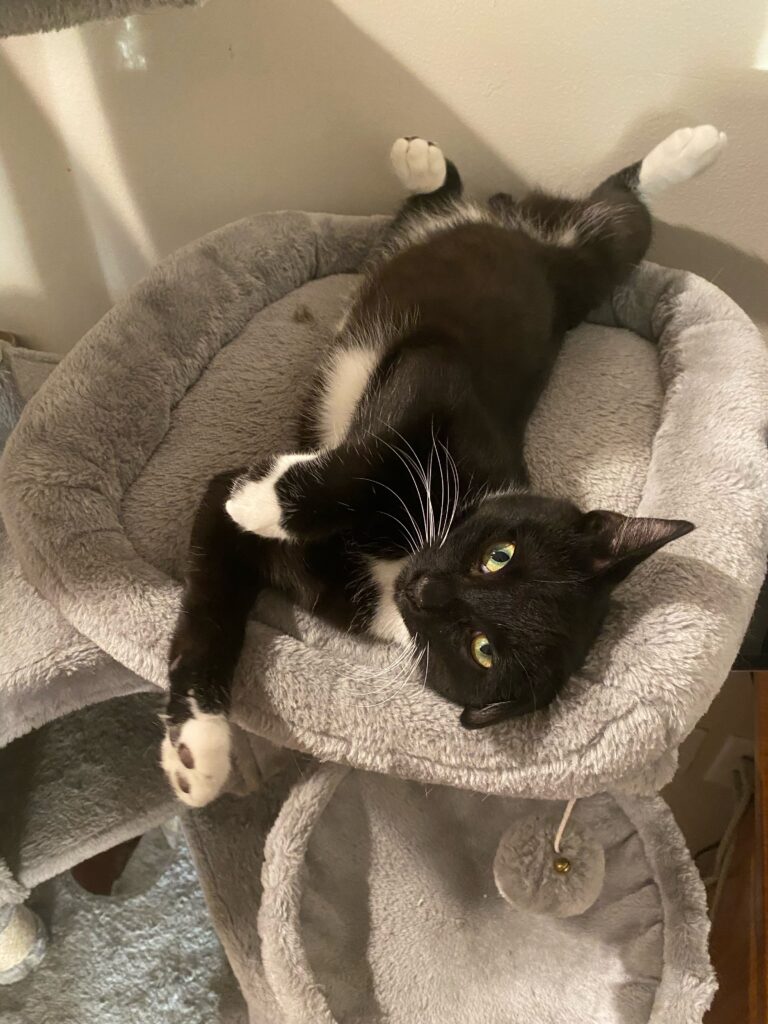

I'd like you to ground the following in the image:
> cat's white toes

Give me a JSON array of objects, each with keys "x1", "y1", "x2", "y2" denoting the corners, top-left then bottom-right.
[
  {"x1": 390, "y1": 137, "x2": 447, "y2": 194},
  {"x1": 225, "y1": 453, "x2": 316, "y2": 540},
  {"x1": 161, "y1": 707, "x2": 232, "y2": 808},
  {"x1": 639, "y1": 124, "x2": 727, "y2": 198},
  {"x1": 660, "y1": 124, "x2": 726, "y2": 172}
]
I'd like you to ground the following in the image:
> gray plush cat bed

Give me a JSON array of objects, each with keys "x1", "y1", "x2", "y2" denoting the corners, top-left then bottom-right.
[{"x1": 2, "y1": 211, "x2": 768, "y2": 1022}]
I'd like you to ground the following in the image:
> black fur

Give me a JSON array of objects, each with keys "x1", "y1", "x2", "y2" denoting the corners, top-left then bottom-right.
[{"x1": 168, "y1": 145, "x2": 692, "y2": 732}]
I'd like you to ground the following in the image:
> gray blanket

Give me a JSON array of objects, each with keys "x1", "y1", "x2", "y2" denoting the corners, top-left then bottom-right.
[{"x1": 1, "y1": 212, "x2": 766, "y2": 799}]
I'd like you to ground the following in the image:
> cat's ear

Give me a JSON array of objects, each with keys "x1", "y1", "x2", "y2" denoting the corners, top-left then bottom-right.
[
  {"x1": 460, "y1": 701, "x2": 518, "y2": 729},
  {"x1": 580, "y1": 509, "x2": 694, "y2": 583}
]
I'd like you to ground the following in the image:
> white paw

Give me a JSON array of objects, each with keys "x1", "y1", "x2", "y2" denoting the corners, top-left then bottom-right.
[
  {"x1": 161, "y1": 704, "x2": 232, "y2": 808},
  {"x1": 639, "y1": 124, "x2": 727, "y2": 198},
  {"x1": 225, "y1": 452, "x2": 315, "y2": 540},
  {"x1": 390, "y1": 137, "x2": 447, "y2": 194}
]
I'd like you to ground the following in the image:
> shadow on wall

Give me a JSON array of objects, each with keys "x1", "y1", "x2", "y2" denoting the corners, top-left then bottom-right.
[
  {"x1": 653, "y1": 220, "x2": 768, "y2": 325},
  {"x1": 0, "y1": 0, "x2": 518, "y2": 352},
  {"x1": 0, "y1": 57, "x2": 110, "y2": 351},
  {"x1": 1, "y1": 0, "x2": 768, "y2": 351}
]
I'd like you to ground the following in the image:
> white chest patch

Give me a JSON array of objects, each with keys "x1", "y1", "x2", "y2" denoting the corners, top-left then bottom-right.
[
  {"x1": 368, "y1": 556, "x2": 410, "y2": 645},
  {"x1": 317, "y1": 345, "x2": 379, "y2": 447}
]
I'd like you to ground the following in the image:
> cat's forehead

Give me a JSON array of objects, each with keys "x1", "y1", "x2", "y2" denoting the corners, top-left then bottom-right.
[
  {"x1": 478, "y1": 491, "x2": 581, "y2": 521},
  {"x1": 453, "y1": 492, "x2": 582, "y2": 540}
]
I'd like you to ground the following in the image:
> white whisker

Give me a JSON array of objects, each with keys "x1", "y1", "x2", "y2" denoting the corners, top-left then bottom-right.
[
  {"x1": 438, "y1": 440, "x2": 461, "y2": 545},
  {"x1": 377, "y1": 437, "x2": 430, "y2": 550},
  {"x1": 354, "y1": 637, "x2": 417, "y2": 684},
  {"x1": 433, "y1": 431, "x2": 448, "y2": 541},
  {"x1": 426, "y1": 431, "x2": 437, "y2": 543},
  {"x1": 357, "y1": 475, "x2": 426, "y2": 549},
  {"x1": 378, "y1": 510, "x2": 419, "y2": 554},
  {"x1": 355, "y1": 647, "x2": 425, "y2": 707},
  {"x1": 385, "y1": 429, "x2": 434, "y2": 547}
]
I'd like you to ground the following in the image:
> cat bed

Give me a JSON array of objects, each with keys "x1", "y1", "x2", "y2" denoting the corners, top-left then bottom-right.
[
  {"x1": 0, "y1": 343, "x2": 174, "y2": 983},
  {"x1": 1, "y1": 210, "x2": 767, "y2": 1022}
]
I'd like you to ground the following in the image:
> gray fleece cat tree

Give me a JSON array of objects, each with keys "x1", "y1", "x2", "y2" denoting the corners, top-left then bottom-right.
[{"x1": 1, "y1": 211, "x2": 767, "y2": 1021}]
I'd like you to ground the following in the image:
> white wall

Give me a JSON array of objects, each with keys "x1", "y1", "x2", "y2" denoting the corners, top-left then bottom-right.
[{"x1": 2, "y1": 0, "x2": 767, "y2": 353}]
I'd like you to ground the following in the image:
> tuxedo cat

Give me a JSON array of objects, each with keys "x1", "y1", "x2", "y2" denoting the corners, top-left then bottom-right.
[{"x1": 162, "y1": 126, "x2": 726, "y2": 806}]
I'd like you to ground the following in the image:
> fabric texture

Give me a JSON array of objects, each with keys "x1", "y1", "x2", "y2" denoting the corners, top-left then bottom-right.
[
  {"x1": 0, "y1": 830, "x2": 246, "y2": 1024},
  {"x1": 184, "y1": 765, "x2": 714, "y2": 1024},
  {"x1": 1, "y1": 210, "x2": 764, "y2": 1021},
  {"x1": 0, "y1": 338, "x2": 143, "y2": 748},
  {"x1": 0, "y1": 0, "x2": 202, "y2": 37},
  {"x1": 0, "y1": 694, "x2": 176, "y2": 901},
  {"x1": 0, "y1": 346, "x2": 173, "y2": 912}
]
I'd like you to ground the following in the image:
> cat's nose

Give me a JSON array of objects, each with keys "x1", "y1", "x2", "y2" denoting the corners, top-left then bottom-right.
[{"x1": 406, "y1": 573, "x2": 452, "y2": 610}]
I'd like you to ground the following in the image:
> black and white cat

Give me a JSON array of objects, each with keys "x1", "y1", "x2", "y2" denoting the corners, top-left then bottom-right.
[{"x1": 162, "y1": 126, "x2": 726, "y2": 806}]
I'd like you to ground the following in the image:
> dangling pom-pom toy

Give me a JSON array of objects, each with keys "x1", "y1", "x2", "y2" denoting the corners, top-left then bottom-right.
[{"x1": 493, "y1": 799, "x2": 605, "y2": 918}]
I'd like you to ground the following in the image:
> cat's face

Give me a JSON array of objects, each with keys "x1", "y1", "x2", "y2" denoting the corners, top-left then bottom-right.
[{"x1": 394, "y1": 492, "x2": 692, "y2": 728}]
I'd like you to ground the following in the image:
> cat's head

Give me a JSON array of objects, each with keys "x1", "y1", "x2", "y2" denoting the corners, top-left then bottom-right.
[{"x1": 394, "y1": 492, "x2": 692, "y2": 729}]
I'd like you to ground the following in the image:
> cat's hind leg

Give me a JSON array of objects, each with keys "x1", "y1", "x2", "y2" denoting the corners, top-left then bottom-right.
[
  {"x1": 390, "y1": 137, "x2": 455, "y2": 196},
  {"x1": 540, "y1": 124, "x2": 725, "y2": 330},
  {"x1": 386, "y1": 137, "x2": 463, "y2": 237},
  {"x1": 576, "y1": 124, "x2": 727, "y2": 284},
  {"x1": 637, "y1": 124, "x2": 727, "y2": 201}
]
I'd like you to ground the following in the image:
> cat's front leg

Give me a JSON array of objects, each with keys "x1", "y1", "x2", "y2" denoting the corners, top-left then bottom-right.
[
  {"x1": 225, "y1": 452, "x2": 322, "y2": 541},
  {"x1": 162, "y1": 646, "x2": 236, "y2": 808},
  {"x1": 226, "y1": 447, "x2": 372, "y2": 543},
  {"x1": 162, "y1": 470, "x2": 260, "y2": 807}
]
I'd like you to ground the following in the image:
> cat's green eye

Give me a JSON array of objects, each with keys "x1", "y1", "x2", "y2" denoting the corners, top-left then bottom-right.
[
  {"x1": 471, "y1": 633, "x2": 494, "y2": 669},
  {"x1": 481, "y1": 541, "x2": 516, "y2": 574}
]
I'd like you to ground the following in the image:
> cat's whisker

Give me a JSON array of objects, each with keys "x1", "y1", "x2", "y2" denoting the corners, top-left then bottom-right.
[
  {"x1": 354, "y1": 647, "x2": 425, "y2": 707},
  {"x1": 426, "y1": 442, "x2": 437, "y2": 544},
  {"x1": 356, "y1": 475, "x2": 426, "y2": 550},
  {"x1": 508, "y1": 647, "x2": 537, "y2": 713},
  {"x1": 396, "y1": 437, "x2": 434, "y2": 547},
  {"x1": 439, "y1": 441, "x2": 455, "y2": 546},
  {"x1": 439, "y1": 448, "x2": 453, "y2": 546},
  {"x1": 353, "y1": 638, "x2": 418, "y2": 685},
  {"x1": 432, "y1": 429, "x2": 449, "y2": 541},
  {"x1": 438, "y1": 439, "x2": 461, "y2": 546},
  {"x1": 526, "y1": 577, "x2": 582, "y2": 585},
  {"x1": 379, "y1": 510, "x2": 420, "y2": 554},
  {"x1": 363, "y1": 641, "x2": 417, "y2": 679},
  {"x1": 384, "y1": 425, "x2": 436, "y2": 545},
  {"x1": 377, "y1": 437, "x2": 431, "y2": 550}
]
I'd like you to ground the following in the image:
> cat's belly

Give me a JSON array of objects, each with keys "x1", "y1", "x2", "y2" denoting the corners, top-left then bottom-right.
[{"x1": 316, "y1": 343, "x2": 381, "y2": 447}]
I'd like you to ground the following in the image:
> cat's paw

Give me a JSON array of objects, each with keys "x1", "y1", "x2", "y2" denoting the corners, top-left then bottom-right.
[
  {"x1": 161, "y1": 700, "x2": 232, "y2": 807},
  {"x1": 639, "y1": 125, "x2": 727, "y2": 198},
  {"x1": 225, "y1": 453, "x2": 316, "y2": 540},
  {"x1": 390, "y1": 137, "x2": 447, "y2": 194}
]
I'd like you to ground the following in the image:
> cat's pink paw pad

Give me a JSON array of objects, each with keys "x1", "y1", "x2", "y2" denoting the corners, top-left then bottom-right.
[{"x1": 161, "y1": 703, "x2": 231, "y2": 807}]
